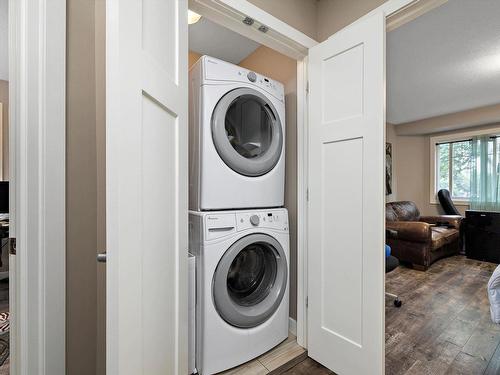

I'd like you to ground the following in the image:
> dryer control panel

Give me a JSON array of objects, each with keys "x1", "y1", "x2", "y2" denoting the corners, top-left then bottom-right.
[{"x1": 201, "y1": 56, "x2": 285, "y2": 102}]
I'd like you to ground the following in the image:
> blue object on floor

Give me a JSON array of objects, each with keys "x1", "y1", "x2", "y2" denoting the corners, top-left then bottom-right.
[{"x1": 385, "y1": 244, "x2": 391, "y2": 258}]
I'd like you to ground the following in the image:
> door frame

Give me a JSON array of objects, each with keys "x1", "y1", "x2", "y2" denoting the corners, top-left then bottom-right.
[
  {"x1": 189, "y1": 0, "x2": 447, "y2": 352},
  {"x1": 9, "y1": 0, "x2": 66, "y2": 374}
]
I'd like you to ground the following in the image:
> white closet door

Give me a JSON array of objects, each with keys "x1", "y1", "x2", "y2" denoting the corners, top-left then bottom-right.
[
  {"x1": 106, "y1": 1, "x2": 188, "y2": 374},
  {"x1": 307, "y1": 12, "x2": 385, "y2": 375}
]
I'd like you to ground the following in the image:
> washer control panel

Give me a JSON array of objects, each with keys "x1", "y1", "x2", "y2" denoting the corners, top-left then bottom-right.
[
  {"x1": 202, "y1": 210, "x2": 288, "y2": 240},
  {"x1": 236, "y1": 210, "x2": 288, "y2": 232}
]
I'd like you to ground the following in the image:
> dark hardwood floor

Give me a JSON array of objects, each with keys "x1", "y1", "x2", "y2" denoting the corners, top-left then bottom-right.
[
  {"x1": 386, "y1": 255, "x2": 498, "y2": 375},
  {"x1": 281, "y1": 357, "x2": 334, "y2": 375},
  {"x1": 282, "y1": 256, "x2": 499, "y2": 375}
]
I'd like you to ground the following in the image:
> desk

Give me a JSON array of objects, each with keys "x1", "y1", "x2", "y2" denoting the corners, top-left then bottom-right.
[
  {"x1": 0, "y1": 217, "x2": 8, "y2": 281},
  {"x1": 465, "y1": 210, "x2": 500, "y2": 263}
]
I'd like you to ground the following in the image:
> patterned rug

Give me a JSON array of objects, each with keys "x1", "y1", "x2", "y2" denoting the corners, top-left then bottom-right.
[
  {"x1": 0, "y1": 333, "x2": 8, "y2": 367},
  {"x1": 0, "y1": 312, "x2": 9, "y2": 366}
]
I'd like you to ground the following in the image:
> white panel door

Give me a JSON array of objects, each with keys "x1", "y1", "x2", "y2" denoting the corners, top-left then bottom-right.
[
  {"x1": 106, "y1": 1, "x2": 188, "y2": 374},
  {"x1": 307, "y1": 12, "x2": 385, "y2": 375}
]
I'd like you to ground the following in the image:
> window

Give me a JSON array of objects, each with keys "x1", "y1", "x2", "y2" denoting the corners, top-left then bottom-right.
[
  {"x1": 436, "y1": 140, "x2": 472, "y2": 200},
  {"x1": 431, "y1": 129, "x2": 500, "y2": 204}
]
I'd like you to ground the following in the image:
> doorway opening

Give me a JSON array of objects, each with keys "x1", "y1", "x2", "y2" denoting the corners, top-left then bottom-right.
[{"x1": 385, "y1": 1, "x2": 500, "y2": 373}]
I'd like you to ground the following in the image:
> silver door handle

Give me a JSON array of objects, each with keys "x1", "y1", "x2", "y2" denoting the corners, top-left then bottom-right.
[{"x1": 97, "y1": 253, "x2": 107, "y2": 263}]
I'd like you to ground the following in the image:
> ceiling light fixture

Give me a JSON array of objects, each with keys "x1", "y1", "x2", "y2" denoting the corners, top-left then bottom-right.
[{"x1": 188, "y1": 10, "x2": 202, "y2": 25}]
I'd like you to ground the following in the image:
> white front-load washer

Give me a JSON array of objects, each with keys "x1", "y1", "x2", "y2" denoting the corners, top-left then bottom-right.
[
  {"x1": 189, "y1": 56, "x2": 286, "y2": 211},
  {"x1": 189, "y1": 208, "x2": 289, "y2": 374}
]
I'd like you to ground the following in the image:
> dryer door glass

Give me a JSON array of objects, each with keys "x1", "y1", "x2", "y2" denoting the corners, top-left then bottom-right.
[
  {"x1": 212, "y1": 88, "x2": 283, "y2": 177},
  {"x1": 225, "y1": 96, "x2": 273, "y2": 159},
  {"x1": 212, "y1": 233, "x2": 288, "y2": 328}
]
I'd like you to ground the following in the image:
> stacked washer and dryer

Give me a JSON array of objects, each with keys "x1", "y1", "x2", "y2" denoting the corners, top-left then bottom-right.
[{"x1": 188, "y1": 56, "x2": 289, "y2": 375}]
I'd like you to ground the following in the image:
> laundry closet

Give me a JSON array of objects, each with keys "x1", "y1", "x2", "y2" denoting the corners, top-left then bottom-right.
[
  {"x1": 187, "y1": 12, "x2": 301, "y2": 375},
  {"x1": 102, "y1": 0, "x2": 394, "y2": 373}
]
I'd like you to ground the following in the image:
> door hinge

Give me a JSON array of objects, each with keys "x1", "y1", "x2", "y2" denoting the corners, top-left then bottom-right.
[
  {"x1": 9, "y1": 238, "x2": 16, "y2": 255},
  {"x1": 306, "y1": 296, "x2": 309, "y2": 308},
  {"x1": 306, "y1": 81, "x2": 309, "y2": 94}
]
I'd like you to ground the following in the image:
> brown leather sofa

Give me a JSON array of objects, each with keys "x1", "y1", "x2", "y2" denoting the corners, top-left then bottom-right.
[{"x1": 386, "y1": 201, "x2": 461, "y2": 270}]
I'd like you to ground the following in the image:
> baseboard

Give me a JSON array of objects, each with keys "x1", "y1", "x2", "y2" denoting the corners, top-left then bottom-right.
[{"x1": 288, "y1": 317, "x2": 297, "y2": 336}]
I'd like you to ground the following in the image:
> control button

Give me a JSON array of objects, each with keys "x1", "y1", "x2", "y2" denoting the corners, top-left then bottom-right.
[
  {"x1": 250, "y1": 215, "x2": 260, "y2": 226},
  {"x1": 247, "y1": 71, "x2": 257, "y2": 82}
]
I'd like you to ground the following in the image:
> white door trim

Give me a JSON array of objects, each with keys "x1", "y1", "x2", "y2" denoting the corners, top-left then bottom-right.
[
  {"x1": 9, "y1": 0, "x2": 66, "y2": 374},
  {"x1": 296, "y1": 57, "x2": 309, "y2": 348},
  {"x1": 188, "y1": 0, "x2": 317, "y2": 60}
]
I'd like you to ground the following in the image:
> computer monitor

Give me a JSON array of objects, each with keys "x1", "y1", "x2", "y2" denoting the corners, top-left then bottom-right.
[{"x1": 0, "y1": 182, "x2": 9, "y2": 214}]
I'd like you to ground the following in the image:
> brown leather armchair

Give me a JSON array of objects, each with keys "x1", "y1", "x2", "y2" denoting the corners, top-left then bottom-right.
[{"x1": 386, "y1": 201, "x2": 461, "y2": 270}]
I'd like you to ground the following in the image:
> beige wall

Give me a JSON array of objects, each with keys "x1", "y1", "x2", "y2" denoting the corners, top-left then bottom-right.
[
  {"x1": 389, "y1": 121, "x2": 500, "y2": 217},
  {"x1": 189, "y1": 51, "x2": 202, "y2": 69},
  {"x1": 396, "y1": 103, "x2": 500, "y2": 136},
  {"x1": 0, "y1": 80, "x2": 8, "y2": 179},
  {"x1": 247, "y1": 0, "x2": 390, "y2": 42},
  {"x1": 238, "y1": 46, "x2": 299, "y2": 320},
  {"x1": 317, "y1": 0, "x2": 387, "y2": 41},
  {"x1": 66, "y1": 0, "x2": 105, "y2": 373},
  {"x1": 247, "y1": 0, "x2": 318, "y2": 40},
  {"x1": 95, "y1": 0, "x2": 106, "y2": 374},
  {"x1": 393, "y1": 133, "x2": 467, "y2": 216}
]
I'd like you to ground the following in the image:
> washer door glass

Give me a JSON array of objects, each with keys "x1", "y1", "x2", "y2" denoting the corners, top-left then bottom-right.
[
  {"x1": 212, "y1": 88, "x2": 283, "y2": 177},
  {"x1": 213, "y1": 233, "x2": 288, "y2": 328}
]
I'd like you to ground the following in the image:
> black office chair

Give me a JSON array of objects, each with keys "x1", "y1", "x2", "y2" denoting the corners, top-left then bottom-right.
[
  {"x1": 386, "y1": 229, "x2": 402, "y2": 308},
  {"x1": 438, "y1": 189, "x2": 461, "y2": 215},
  {"x1": 438, "y1": 189, "x2": 465, "y2": 253}
]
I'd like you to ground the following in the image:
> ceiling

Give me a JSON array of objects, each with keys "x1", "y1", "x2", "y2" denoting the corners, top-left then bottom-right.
[
  {"x1": 387, "y1": 0, "x2": 500, "y2": 125},
  {"x1": 189, "y1": 16, "x2": 260, "y2": 65}
]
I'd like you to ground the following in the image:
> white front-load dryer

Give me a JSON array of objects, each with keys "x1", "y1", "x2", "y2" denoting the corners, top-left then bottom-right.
[
  {"x1": 189, "y1": 208, "x2": 289, "y2": 374},
  {"x1": 189, "y1": 56, "x2": 286, "y2": 211}
]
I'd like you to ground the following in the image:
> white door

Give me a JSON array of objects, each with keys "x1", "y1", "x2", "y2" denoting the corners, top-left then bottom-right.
[
  {"x1": 106, "y1": 0, "x2": 188, "y2": 374},
  {"x1": 307, "y1": 12, "x2": 385, "y2": 375}
]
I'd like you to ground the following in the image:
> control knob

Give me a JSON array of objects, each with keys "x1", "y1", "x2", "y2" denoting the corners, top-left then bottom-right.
[
  {"x1": 247, "y1": 71, "x2": 257, "y2": 82},
  {"x1": 250, "y1": 215, "x2": 260, "y2": 226}
]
